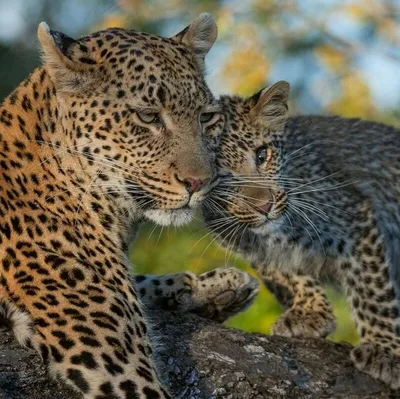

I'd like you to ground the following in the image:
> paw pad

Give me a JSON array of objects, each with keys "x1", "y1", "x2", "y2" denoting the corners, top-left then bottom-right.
[{"x1": 213, "y1": 290, "x2": 235, "y2": 306}]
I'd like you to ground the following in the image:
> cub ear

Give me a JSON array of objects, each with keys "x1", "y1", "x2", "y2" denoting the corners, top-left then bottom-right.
[
  {"x1": 171, "y1": 13, "x2": 217, "y2": 72},
  {"x1": 250, "y1": 81, "x2": 290, "y2": 130},
  {"x1": 37, "y1": 22, "x2": 96, "y2": 93}
]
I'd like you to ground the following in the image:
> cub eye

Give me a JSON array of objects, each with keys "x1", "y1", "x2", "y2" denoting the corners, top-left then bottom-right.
[
  {"x1": 137, "y1": 111, "x2": 160, "y2": 124},
  {"x1": 256, "y1": 146, "x2": 271, "y2": 166},
  {"x1": 200, "y1": 112, "x2": 216, "y2": 124}
]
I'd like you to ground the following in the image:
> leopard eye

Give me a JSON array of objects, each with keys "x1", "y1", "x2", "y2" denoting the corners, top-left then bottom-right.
[
  {"x1": 137, "y1": 111, "x2": 160, "y2": 124},
  {"x1": 256, "y1": 146, "x2": 271, "y2": 166},
  {"x1": 200, "y1": 112, "x2": 216, "y2": 124}
]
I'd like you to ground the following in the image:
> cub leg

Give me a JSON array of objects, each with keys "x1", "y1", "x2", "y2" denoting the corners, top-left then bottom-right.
[
  {"x1": 344, "y1": 251, "x2": 400, "y2": 390},
  {"x1": 259, "y1": 268, "x2": 336, "y2": 338}
]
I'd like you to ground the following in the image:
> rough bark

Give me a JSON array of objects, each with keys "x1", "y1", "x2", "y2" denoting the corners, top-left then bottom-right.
[{"x1": 0, "y1": 313, "x2": 396, "y2": 399}]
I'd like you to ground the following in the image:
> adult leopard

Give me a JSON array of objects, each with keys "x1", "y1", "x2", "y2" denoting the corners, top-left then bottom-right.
[{"x1": 0, "y1": 14, "x2": 229, "y2": 398}]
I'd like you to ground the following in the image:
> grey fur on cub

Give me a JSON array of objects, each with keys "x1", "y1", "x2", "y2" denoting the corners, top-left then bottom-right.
[{"x1": 202, "y1": 81, "x2": 400, "y2": 389}]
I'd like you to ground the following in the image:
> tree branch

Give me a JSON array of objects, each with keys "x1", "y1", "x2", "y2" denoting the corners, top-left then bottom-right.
[{"x1": 0, "y1": 313, "x2": 392, "y2": 398}]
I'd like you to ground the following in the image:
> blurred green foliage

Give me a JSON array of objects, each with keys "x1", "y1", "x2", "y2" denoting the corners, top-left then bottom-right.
[{"x1": 131, "y1": 221, "x2": 358, "y2": 344}]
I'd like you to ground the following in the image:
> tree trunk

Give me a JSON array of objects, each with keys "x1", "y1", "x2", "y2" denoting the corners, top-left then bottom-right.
[{"x1": 0, "y1": 313, "x2": 394, "y2": 399}]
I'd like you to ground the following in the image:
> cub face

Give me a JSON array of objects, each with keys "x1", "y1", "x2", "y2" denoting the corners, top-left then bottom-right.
[
  {"x1": 205, "y1": 81, "x2": 290, "y2": 233},
  {"x1": 38, "y1": 14, "x2": 224, "y2": 227}
]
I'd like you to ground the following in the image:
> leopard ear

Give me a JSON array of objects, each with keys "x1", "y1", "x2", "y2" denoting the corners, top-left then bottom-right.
[
  {"x1": 171, "y1": 13, "x2": 217, "y2": 72},
  {"x1": 250, "y1": 81, "x2": 290, "y2": 130},
  {"x1": 37, "y1": 22, "x2": 96, "y2": 93}
]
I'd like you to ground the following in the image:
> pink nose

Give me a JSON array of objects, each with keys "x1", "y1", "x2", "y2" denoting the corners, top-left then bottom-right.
[
  {"x1": 182, "y1": 177, "x2": 208, "y2": 194},
  {"x1": 256, "y1": 201, "x2": 273, "y2": 214}
]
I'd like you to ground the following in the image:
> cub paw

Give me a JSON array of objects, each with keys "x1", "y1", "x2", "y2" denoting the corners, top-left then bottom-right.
[
  {"x1": 351, "y1": 342, "x2": 400, "y2": 390},
  {"x1": 271, "y1": 307, "x2": 336, "y2": 338},
  {"x1": 182, "y1": 266, "x2": 259, "y2": 322}
]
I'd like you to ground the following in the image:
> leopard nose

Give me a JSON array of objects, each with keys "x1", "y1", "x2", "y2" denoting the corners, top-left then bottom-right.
[
  {"x1": 256, "y1": 202, "x2": 273, "y2": 214},
  {"x1": 182, "y1": 177, "x2": 209, "y2": 194},
  {"x1": 175, "y1": 174, "x2": 210, "y2": 194}
]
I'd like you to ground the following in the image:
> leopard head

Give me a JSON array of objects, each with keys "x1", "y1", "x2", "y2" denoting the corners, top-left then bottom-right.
[
  {"x1": 204, "y1": 81, "x2": 290, "y2": 234},
  {"x1": 37, "y1": 14, "x2": 224, "y2": 227}
]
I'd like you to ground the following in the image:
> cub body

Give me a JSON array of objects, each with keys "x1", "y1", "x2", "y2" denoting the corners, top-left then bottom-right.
[{"x1": 204, "y1": 83, "x2": 400, "y2": 388}]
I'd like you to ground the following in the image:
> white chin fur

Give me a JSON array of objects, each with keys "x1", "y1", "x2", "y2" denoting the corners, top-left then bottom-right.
[
  {"x1": 144, "y1": 208, "x2": 194, "y2": 227},
  {"x1": 251, "y1": 218, "x2": 283, "y2": 236}
]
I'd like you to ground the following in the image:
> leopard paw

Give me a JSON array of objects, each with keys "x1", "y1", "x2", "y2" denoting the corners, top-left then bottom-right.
[
  {"x1": 351, "y1": 342, "x2": 400, "y2": 390},
  {"x1": 271, "y1": 307, "x2": 336, "y2": 338},
  {"x1": 180, "y1": 266, "x2": 259, "y2": 322},
  {"x1": 135, "y1": 267, "x2": 259, "y2": 322}
]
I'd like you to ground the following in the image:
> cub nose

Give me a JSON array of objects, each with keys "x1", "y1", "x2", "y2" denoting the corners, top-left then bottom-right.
[{"x1": 182, "y1": 177, "x2": 209, "y2": 194}]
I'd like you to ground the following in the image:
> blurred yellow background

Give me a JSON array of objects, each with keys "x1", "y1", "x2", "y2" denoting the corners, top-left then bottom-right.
[{"x1": 1, "y1": 0, "x2": 400, "y2": 345}]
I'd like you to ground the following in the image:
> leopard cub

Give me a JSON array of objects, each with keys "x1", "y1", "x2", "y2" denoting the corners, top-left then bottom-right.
[{"x1": 203, "y1": 81, "x2": 400, "y2": 389}]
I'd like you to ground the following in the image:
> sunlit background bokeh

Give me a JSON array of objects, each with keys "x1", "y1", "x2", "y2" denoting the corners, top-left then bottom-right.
[{"x1": 2, "y1": 0, "x2": 400, "y2": 345}]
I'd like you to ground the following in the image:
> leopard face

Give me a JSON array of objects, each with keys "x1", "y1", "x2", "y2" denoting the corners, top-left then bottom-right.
[
  {"x1": 204, "y1": 82, "x2": 290, "y2": 234},
  {"x1": 38, "y1": 14, "x2": 224, "y2": 227}
]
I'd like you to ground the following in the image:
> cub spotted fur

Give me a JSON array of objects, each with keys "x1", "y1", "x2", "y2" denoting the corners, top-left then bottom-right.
[
  {"x1": 203, "y1": 81, "x2": 400, "y2": 389},
  {"x1": 0, "y1": 14, "x2": 223, "y2": 398}
]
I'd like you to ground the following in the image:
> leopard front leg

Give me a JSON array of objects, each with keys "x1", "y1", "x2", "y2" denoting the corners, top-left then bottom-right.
[
  {"x1": 344, "y1": 239, "x2": 400, "y2": 390},
  {"x1": 258, "y1": 268, "x2": 336, "y2": 338},
  {"x1": 8, "y1": 271, "x2": 171, "y2": 399},
  {"x1": 134, "y1": 266, "x2": 259, "y2": 322}
]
